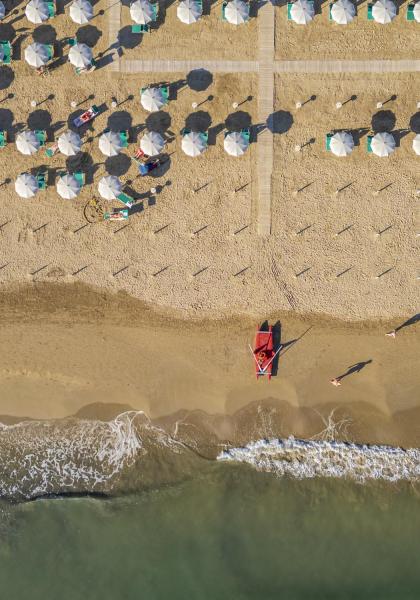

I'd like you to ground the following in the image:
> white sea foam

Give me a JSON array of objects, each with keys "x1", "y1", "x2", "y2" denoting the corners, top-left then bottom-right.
[
  {"x1": 0, "y1": 411, "x2": 144, "y2": 499},
  {"x1": 217, "y1": 437, "x2": 420, "y2": 483}
]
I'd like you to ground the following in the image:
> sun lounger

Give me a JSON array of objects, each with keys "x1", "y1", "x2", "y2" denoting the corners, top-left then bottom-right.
[
  {"x1": 287, "y1": 2, "x2": 293, "y2": 19},
  {"x1": 132, "y1": 24, "x2": 150, "y2": 33},
  {"x1": 104, "y1": 208, "x2": 129, "y2": 221},
  {"x1": 0, "y1": 130, "x2": 7, "y2": 147},
  {"x1": 160, "y1": 85, "x2": 169, "y2": 104},
  {"x1": 45, "y1": 142, "x2": 59, "y2": 157},
  {"x1": 326, "y1": 133, "x2": 333, "y2": 151},
  {"x1": 68, "y1": 38, "x2": 77, "y2": 46},
  {"x1": 73, "y1": 105, "x2": 99, "y2": 127},
  {"x1": 46, "y1": 0, "x2": 55, "y2": 17},
  {"x1": 35, "y1": 130, "x2": 47, "y2": 146},
  {"x1": 139, "y1": 158, "x2": 160, "y2": 176},
  {"x1": 241, "y1": 128, "x2": 250, "y2": 143},
  {"x1": 119, "y1": 130, "x2": 129, "y2": 147},
  {"x1": 151, "y1": 2, "x2": 159, "y2": 20},
  {"x1": 75, "y1": 58, "x2": 97, "y2": 75},
  {"x1": 36, "y1": 171, "x2": 47, "y2": 190},
  {"x1": 407, "y1": 3, "x2": 415, "y2": 19},
  {"x1": 46, "y1": 44, "x2": 54, "y2": 61},
  {"x1": 222, "y1": 1, "x2": 228, "y2": 20},
  {"x1": 0, "y1": 40, "x2": 11, "y2": 64},
  {"x1": 367, "y1": 3, "x2": 373, "y2": 19},
  {"x1": 367, "y1": 134, "x2": 373, "y2": 152},
  {"x1": 73, "y1": 171, "x2": 85, "y2": 187},
  {"x1": 116, "y1": 192, "x2": 134, "y2": 208}
]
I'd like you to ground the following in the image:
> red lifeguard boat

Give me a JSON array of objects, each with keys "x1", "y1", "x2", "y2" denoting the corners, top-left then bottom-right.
[{"x1": 250, "y1": 326, "x2": 280, "y2": 380}]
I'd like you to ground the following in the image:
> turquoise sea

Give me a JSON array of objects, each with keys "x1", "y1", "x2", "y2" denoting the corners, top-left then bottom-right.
[{"x1": 2, "y1": 466, "x2": 420, "y2": 600}]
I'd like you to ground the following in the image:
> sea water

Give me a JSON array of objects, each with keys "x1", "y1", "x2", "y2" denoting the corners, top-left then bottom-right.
[
  {"x1": 1, "y1": 470, "x2": 420, "y2": 599},
  {"x1": 2, "y1": 412, "x2": 420, "y2": 598}
]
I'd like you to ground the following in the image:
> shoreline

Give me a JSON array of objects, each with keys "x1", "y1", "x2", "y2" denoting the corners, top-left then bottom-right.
[{"x1": 0, "y1": 282, "x2": 418, "y2": 448}]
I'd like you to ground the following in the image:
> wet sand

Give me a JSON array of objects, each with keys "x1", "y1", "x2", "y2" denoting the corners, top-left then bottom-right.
[{"x1": 0, "y1": 283, "x2": 418, "y2": 448}]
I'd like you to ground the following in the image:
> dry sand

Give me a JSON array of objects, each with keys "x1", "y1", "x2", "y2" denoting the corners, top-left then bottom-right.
[{"x1": 275, "y1": 1, "x2": 420, "y2": 61}]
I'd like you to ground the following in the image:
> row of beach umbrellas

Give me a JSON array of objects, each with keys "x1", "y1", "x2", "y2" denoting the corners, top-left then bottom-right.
[
  {"x1": 290, "y1": 0, "x2": 419, "y2": 24},
  {"x1": 14, "y1": 128, "x2": 420, "y2": 158},
  {"x1": 20, "y1": 0, "x2": 250, "y2": 25},
  {"x1": 24, "y1": 41, "x2": 93, "y2": 68},
  {"x1": 15, "y1": 173, "x2": 127, "y2": 200},
  {"x1": 13, "y1": 128, "x2": 251, "y2": 157},
  {"x1": 329, "y1": 130, "x2": 420, "y2": 157}
]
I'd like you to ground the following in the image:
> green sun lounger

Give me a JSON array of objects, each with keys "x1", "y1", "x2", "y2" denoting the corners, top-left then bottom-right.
[
  {"x1": 326, "y1": 133, "x2": 333, "y2": 150},
  {"x1": 68, "y1": 38, "x2": 77, "y2": 46},
  {"x1": 117, "y1": 192, "x2": 134, "y2": 208},
  {"x1": 367, "y1": 135, "x2": 373, "y2": 152},
  {"x1": 159, "y1": 85, "x2": 169, "y2": 104},
  {"x1": 73, "y1": 172, "x2": 85, "y2": 187},
  {"x1": 36, "y1": 171, "x2": 47, "y2": 190},
  {"x1": 241, "y1": 128, "x2": 250, "y2": 142},
  {"x1": 287, "y1": 2, "x2": 293, "y2": 19},
  {"x1": 407, "y1": 3, "x2": 415, "y2": 19},
  {"x1": 0, "y1": 41, "x2": 11, "y2": 64},
  {"x1": 151, "y1": 2, "x2": 158, "y2": 20},
  {"x1": 367, "y1": 3, "x2": 373, "y2": 19},
  {"x1": 46, "y1": 0, "x2": 55, "y2": 17},
  {"x1": 46, "y1": 44, "x2": 54, "y2": 61},
  {"x1": 222, "y1": 1, "x2": 228, "y2": 20},
  {"x1": 132, "y1": 24, "x2": 149, "y2": 33},
  {"x1": 119, "y1": 130, "x2": 129, "y2": 147},
  {"x1": 0, "y1": 130, "x2": 7, "y2": 147},
  {"x1": 329, "y1": 3, "x2": 333, "y2": 19},
  {"x1": 35, "y1": 130, "x2": 47, "y2": 146}
]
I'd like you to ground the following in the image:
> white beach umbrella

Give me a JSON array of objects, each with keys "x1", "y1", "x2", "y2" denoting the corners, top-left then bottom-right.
[
  {"x1": 414, "y1": 0, "x2": 420, "y2": 22},
  {"x1": 140, "y1": 87, "x2": 166, "y2": 112},
  {"x1": 0, "y1": 1, "x2": 6, "y2": 20},
  {"x1": 177, "y1": 0, "x2": 202, "y2": 24},
  {"x1": 99, "y1": 131, "x2": 123, "y2": 157},
  {"x1": 15, "y1": 173, "x2": 38, "y2": 198},
  {"x1": 224, "y1": 131, "x2": 250, "y2": 156},
  {"x1": 225, "y1": 0, "x2": 249, "y2": 24},
  {"x1": 58, "y1": 130, "x2": 82, "y2": 156},
  {"x1": 24, "y1": 43, "x2": 50, "y2": 67},
  {"x1": 290, "y1": 0, "x2": 314, "y2": 23},
  {"x1": 16, "y1": 130, "x2": 40, "y2": 155},
  {"x1": 181, "y1": 131, "x2": 207, "y2": 157},
  {"x1": 68, "y1": 43, "x2": 92, "y2": 68},
  {"x1": 372, "y1": 0, "x2": 396, "y2": 23},
  {"x1": 70, "y1": 0, "x2": 93, "y2": 24},
  {"x1": 130, "y1": 0, "x2": 154, "y2": 24},
  {"x1": 98, "y1": 175, "x2": 122, "y2": 200},
  {"x1": 371, "y1": 132, "x2": 395, "y2": 157},
  {"x1": 140, "y1": 131, "x2": 164, "y2": 156},
  {"x1": 56, "y1": 174, "x2": 81, "y2": 199},
  {"x1": 330, "y1": 131, "x2": 354, "y2": 156},
  {"x1": 25, "y1": 0, "x2": 49, "y2": 23},
  {"x1": 412, "y1": 134, "x2": 420, "y2": 156},
  {"x1": 331, "y1": 0, "x2": 355, "y2": 23}
]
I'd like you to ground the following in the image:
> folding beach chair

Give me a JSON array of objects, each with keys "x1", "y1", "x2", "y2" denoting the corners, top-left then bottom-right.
[
  {"x1": 326, "y1": 133, "x2": 333, "y2": 151},
  {"x1": 367, "y1": 3, "x2": 373, "y2": 19},
  {"x1": 104, "y1": 208, "x2": 129, "y2": 221},
  {"x1": 46, "y1": 0, "x2": 55, "y2": 17},
  {"x1": 132, "y1": 24, "x2": 150, "y2": 33},
  {"x1": 366, "y1": 135, "x2": 373, "y2": 152},
  {"x1": 117, "y1": 192, "x2": 134, "y2": 208},
  {"x1": 45, "y1": 142, "x2": 59, "y2": 157},
  {"x1": 0, "y1": 130, "x2": 7, "y2": 147},
  {"x1": 287, "y1": 2, "x2": 293, "y2": 19},
  {"x1": 73, "y1": 171, "x2": 85, "y2": 187},
  {"x1": 0, "y1": 41, "x2": 11, "y2": 64},
  {"x1": 35, "y1": 130, "x2": 47, "y2": 146},
  {"x1": 407, "y1": 3, "x2": 415, "y2": 19},
  {"x1": 36, "y1": 171, "x2": 47, "y2": 190},
  {"x1": 222, "y1": 1, "x2": 228, "y2": 20},
  {"x1": 160, "y1": 85, "x2": 169, "y2": 104}
]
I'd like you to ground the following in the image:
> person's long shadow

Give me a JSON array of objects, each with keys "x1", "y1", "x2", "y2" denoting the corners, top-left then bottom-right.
[
  {"x1": 335, "y1": 360, "x2": 372, "y2": 383},
  {"x1": 393, "y1": 313, "x2": 420, "y2": 333}
]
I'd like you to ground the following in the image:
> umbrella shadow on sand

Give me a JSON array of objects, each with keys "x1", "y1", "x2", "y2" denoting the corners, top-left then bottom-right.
[
  {"x1": 107, "y1": 110, "x2": 133, "y2": 132},
  {"x1": 225, "y1": 110, "x2": 251, "y2": 131},
  {"x1": 145, "y1": 111, "x2": 172, "y2": 134},
  {"x1": 0, "y1": 66, "x2": 14, "y2": 89},
  {"x1": 183, "y1": 111, "x2": 212, "y2": 133},
  {"x1": 32, "y1": 24, "x2": 57, "y2": 44},
  {"x1": 76, "y1": 25, "x2": 102, "y2": 47},
  {"x1": 105, "y1": 154, "x2": 131, "y2": 177},
  {"x1": 267, "y1": 110, "x2": 293, "y2": 134},
  {"x1": 187, "y1": 69, "x2": 213, "y2": 92},
  {"x1": 409, "y1": 112, "x2": 420, "y2": 134},
  {"x1": 371, "y1": 110, "x2": 396, "y2": 133}
]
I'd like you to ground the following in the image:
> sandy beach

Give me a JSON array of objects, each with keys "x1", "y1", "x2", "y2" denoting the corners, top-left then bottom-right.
[{"x1": 0, "y1": 283, "x2": 418, "y2": 450}]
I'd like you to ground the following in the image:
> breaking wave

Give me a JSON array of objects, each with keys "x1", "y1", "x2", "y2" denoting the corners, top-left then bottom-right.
[
  {"x1": 217, "y1": 437, "x2": 420, "y2": 483},
  {"x1": 0, "y1": 412, "x2": 145, "y2": 500}
]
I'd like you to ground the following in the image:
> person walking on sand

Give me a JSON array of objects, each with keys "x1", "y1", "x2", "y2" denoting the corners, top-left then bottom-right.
[
  {"x1": 385, "y1": 313, "x2": 419, "y2": 339},
  {"x1": 330, "y1": 360, "x2": 372, "y2": 387}
]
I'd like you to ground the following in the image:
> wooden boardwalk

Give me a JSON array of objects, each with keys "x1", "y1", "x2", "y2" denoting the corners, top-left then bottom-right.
[
  {"x1": 275, "y1": 60, "x2": 420, "y2": 73},
  {"x1": 107, "y1": 0, "x2": 121, "y2": 71},
  {"x1": 120, "y1": 60, "x2": 258, "y2": 73}
]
